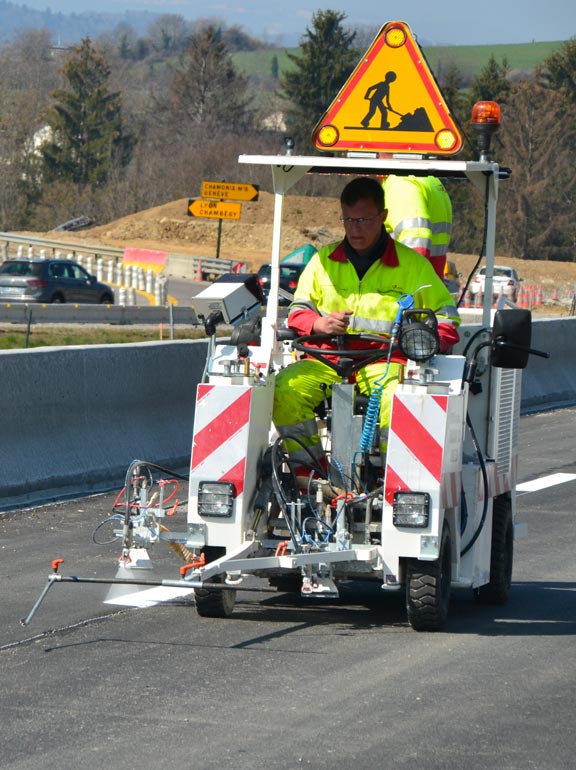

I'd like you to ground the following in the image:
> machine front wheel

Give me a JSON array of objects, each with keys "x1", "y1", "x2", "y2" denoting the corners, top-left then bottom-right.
[
  {"x1": 194, "y1": 577, "x2": 237, "y2": 618},
  {"x1": 194, "y1": 547, "x2": 237, "y2": 618},
  {"x1": 406, "y1": 523, "x2": 451, "y2": 631},
  {"x1": 474, "y1": 495, "x2": 513, "y2": 605}
]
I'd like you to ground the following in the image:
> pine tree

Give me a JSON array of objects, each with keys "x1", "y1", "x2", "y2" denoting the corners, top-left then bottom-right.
[
  {"x1": 467, "y1": 54, "x2": 510, "y2": 108},
  {"x1": 161, "y1": 25, "x2": 254, "y2": 140},
  {"x1": 542, "y1": 38, "x2": 576, "y2": 105},
  {"x1": 41, "y1": 37, "x2": 134, "y2": 188},
  {"x1": 280, "y1": 10, "x2": 358, "y2": 152}
]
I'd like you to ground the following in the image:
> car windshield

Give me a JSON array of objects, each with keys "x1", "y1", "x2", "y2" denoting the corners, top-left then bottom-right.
[{"x1": 0, "y1": 261, "x2": 42, "y2": 276}]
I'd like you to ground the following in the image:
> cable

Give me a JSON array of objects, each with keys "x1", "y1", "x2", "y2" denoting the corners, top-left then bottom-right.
[
  {"x1": 460, "y1": 412, "x2": 489, "y2": 557},
  {"x1": 457, "y1": 174, "x2": 490, "y2": 308}
]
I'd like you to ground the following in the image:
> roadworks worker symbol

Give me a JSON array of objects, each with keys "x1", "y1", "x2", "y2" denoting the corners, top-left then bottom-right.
[{"x1": 312, "y1": 20, "x2": 462, "y2": 155}]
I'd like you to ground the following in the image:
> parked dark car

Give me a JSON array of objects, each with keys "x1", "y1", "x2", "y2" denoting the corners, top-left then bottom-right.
[
  {"x1": 257, "y1": 262, "x2": 306, "y2": 306},
  {"x1": 0, "y1": 258, "x2": 115, "y2": 304}
]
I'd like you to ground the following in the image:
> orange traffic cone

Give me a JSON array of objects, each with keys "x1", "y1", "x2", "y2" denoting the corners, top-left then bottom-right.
[
  {"x1": 552, "y1": 287, "x2": 559, "y2": 302},
  {"x1": 194, "y1": 260, "x2": 203, "y2": 282},
  {"x1": 517, "y1": 285, "x2": 527, "y2": 308},
  {"x1": 535, "y1": 285, "x2": 543, "y2": 306}
]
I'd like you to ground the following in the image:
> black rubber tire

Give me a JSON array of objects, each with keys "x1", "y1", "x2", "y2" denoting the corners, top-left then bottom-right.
[
  {"x1": 194, "y1": 577, "x2": 237, "y2": 618},
  {"x1": 474, "y1": 495, "x2": 513, "y2": 605},
  {"x1": 406, "y1": 523, "x2": 452, "y2": 631},
  {"x1": 100, "y1": 293, "x2": 114, "y2": 305},
  {"x1": 51, "y1": 294, "x2": 65, "y2": 304},
  {"x1": 194, "y1": 547, "x2": 236, "y2": 618}
]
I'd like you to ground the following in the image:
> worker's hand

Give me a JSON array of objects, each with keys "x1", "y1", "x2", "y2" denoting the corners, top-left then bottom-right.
[{"x1": 312, "y1": 310, "x2": 352, "y2": 335}]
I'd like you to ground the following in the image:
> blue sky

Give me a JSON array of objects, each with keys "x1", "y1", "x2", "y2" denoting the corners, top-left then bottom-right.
[{"x1": 17, "y1": 0, "x2": 576, "y2": 46}]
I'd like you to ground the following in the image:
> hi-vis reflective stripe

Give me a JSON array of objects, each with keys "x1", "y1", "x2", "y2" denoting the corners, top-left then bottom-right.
[
  {"x1": 190, "y1": 384, "x2": 252, "y2": 495},
  {"x1": 385, "y1": 394, "x2": 448, "y2": 505}
]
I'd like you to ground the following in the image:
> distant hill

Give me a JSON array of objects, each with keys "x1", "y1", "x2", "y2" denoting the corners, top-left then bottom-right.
[
  {"x1": 0, "y1": 0, "x2": 157, "y2": 45},
  {"x1": 233, "y1": 40, "x2": 565, "y2": 82}
]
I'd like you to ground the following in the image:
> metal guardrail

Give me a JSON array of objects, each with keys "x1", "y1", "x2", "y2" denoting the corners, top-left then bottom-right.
[
  {"x1": 0, "y1": 232, "x2": 124, "y2": 261},
  {"x1": 0, "y1": 232, "x2": 242, "y2": 280}
]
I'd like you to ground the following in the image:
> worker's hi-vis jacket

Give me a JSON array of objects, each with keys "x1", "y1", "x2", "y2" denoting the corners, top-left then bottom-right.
[
  {"x1": 272, "y1": 237, "x2": 460, "y2": 469},
  {"x1": 383, "y1": 175, "x2": 452, "y2": 280},
  {"x1": 287, "y1": 236, "x2": 460, "y2": 352}
]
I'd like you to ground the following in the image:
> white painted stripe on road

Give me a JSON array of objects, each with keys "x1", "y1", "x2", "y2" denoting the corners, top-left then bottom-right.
[
  {"x1": 104, "y1": 586, "x2": 195, "y2": 608},
  {"x1": 517, "y1": 473, "x2": 576, "y2": 493}
]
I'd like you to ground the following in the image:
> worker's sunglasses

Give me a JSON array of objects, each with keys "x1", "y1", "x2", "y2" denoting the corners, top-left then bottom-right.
[{"x1": 340, "y1": 215, "x2": 380, "y2": 225}]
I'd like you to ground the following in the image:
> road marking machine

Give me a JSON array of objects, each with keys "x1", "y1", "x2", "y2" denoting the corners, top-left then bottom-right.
[{"x1": 23, "y1": 21, "x2": 548, "y2": 631}]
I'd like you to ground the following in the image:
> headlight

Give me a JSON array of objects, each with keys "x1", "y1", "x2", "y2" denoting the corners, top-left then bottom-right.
[
  {"x1": 198, "y1": 481, "x2": 235, "y2": 517},
  {"x1": 393, "y1": 491, "x2": 430, "y2": 528},
  {"x1": 399, "y1": 309, "x2": 440, "y2": 362}
]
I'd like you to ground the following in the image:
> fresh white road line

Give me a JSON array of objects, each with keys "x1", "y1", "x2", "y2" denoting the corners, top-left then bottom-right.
[
  {"x1": 101, "y1": 472, "x2": 576, "y2": 609},
  {"x1": 104, "y1": 585, "x2": 195, "y2": 608},
  {"x1": 517, "y1": 472, "x2": 576, "y2": 493}
]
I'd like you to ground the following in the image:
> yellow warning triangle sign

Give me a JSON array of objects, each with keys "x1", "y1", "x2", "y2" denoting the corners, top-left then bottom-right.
[{"x1": 312, "y1": 21, "x2": 462, "y2": 156}]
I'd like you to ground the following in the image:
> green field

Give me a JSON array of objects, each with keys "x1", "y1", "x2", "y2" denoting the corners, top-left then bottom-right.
[{"x1": 233, "y1": 40, "x2": 565, "y2": 81}]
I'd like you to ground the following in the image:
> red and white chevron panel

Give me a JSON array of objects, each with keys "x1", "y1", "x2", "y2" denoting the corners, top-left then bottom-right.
[
  {"x1": 190, "y1": 383, "x2": 252, "y2": 496},
  {"x1": 384, "y1": 393, "x2": 449, "y2": 506}
]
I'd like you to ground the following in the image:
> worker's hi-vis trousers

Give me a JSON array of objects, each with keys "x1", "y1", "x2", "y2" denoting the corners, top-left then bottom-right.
[{"x1": 273, "y1": 358, "x2": 401, "y2": 472}]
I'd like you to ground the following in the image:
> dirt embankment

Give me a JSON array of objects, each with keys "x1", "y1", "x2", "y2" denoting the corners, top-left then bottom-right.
[{"x1": 22, "y1": 191, "x2": 576, "y2": 310}]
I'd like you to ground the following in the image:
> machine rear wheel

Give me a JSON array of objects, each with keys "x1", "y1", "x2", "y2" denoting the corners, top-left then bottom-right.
[
  {"x1": 406, "y1": 523, "x2": 451, "y2": 631},
  {"x1": 474, "y1": 495, "x2": 513, "y2": 605}
]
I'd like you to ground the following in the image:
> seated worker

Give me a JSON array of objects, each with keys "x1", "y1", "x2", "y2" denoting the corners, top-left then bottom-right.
[
  {"x1": 382, "y1": 174, "x2": 452, "y2": 280},
  {"x1": 272, "y1": 175, "x2": 460, "y2": 476}
]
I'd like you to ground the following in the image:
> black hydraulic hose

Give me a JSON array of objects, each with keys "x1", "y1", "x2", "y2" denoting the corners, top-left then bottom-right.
[
  {"x1": 457, "y1": 174, "x2": 491, "y2": 308},
  {"x1": 460, "y1": 412, "x2": 489, "y2": 557}
]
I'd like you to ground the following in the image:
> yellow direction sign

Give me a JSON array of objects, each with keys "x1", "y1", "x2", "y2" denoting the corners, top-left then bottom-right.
[
  {"x1": 312, "y1": 20, "x2": 462, "y2": 156},
  {"x1": 188, "y1": 198, "x2": 242, "y2": 220},
  {"x1": 201, "y1": 181, "x2": 259, "y2": 202}
]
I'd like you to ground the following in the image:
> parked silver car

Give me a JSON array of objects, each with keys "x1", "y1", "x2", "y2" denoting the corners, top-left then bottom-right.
[
  {"x1": 471, "y1": 265, "x2": 522, "y2": 302},
  {"x1": 0, "y1": 258, "x2": 114, "y2": 304}
]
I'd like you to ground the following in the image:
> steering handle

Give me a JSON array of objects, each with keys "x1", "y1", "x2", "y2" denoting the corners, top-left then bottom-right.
[{"x1": 292, "y1": 333, "x2": 395, "y2": 378}]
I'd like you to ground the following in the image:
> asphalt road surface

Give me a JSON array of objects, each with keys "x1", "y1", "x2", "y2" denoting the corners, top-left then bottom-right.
[{"x1": 1, "y1": 409, "x2": 575, "y2": 770}]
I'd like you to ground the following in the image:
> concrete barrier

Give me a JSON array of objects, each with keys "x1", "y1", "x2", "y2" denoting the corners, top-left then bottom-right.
[
  {"x1": 0, "y1": 340, "x2": 208, "y2": 511},
  {"x1": 0, "y1": 317, "x2": 572, "y2": 512},
  {"x1": 521, "y1": 317, "x2": 575, "y2": 411}
]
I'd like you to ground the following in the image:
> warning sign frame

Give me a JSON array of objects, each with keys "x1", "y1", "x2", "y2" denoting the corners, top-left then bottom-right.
[{"x1": 312, "y1": 20, "x2": 462, "y2": 156}]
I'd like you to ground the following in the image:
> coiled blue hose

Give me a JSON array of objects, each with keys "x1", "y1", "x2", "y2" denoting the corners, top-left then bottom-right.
[{"x1": 358, "y1": 380, "x2": 384, "y2": 451}]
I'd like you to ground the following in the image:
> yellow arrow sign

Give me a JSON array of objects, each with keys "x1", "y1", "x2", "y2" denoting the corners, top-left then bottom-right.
[
  {"x1": 312, "y1": 21, "x2": 462, "y2": 156},
  {"x1": 201, "y1": 181, "x2": 259, "y2": 202},
  {"x1": 188, "y1": 199, "x2": 242, "y2": 221}
]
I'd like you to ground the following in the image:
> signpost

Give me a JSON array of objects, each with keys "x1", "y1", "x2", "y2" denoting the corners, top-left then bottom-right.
[
  {"x1": 188, "y1": 180, "x2": 259, "y2": 260},
  {"x1": 188, "y1": 199, "x2": 242, "y2": 220},
  {"x1": 201, "y1": 181, "x2": 259, "y2": 202}
]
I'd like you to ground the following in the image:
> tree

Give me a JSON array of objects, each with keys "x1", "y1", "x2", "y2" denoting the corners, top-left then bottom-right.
[
  {"x1": 158, "y1": 25, "x2": 254, "y2": 141},
  {"x1": 280, "y1": 10, "x2": 358, "y2": 151},
  {"x1": 497, "y1": 81, "x2": 576, "y2": 260},
  {"x1": 147, "y1": 14, "x2": 190, "y2": 56},
  {"x1": 467, "y1": 54, "x2": 510, "y2": 108},
  {"x1": 40, "y1": 37, "x2": 135, "y2": 188},
  {"x1": 542, "y1": 37, "x2": 576, "y2": 105}
]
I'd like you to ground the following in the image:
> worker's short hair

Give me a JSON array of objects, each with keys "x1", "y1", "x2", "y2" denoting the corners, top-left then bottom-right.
[{"x1": 340, "y1": 176, "x2": 384, "y2": 211}]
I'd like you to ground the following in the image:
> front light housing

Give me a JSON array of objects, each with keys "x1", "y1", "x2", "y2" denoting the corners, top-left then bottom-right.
[
  {"x1": 198, "y1": 481, "x2": 235, "y2": 517},
  {"x1": 393, "y1": 491, "x2": 431, "y2": 528},
  {"x1": 399, "y1": 309, "x2": 440, "y2": 361}
]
